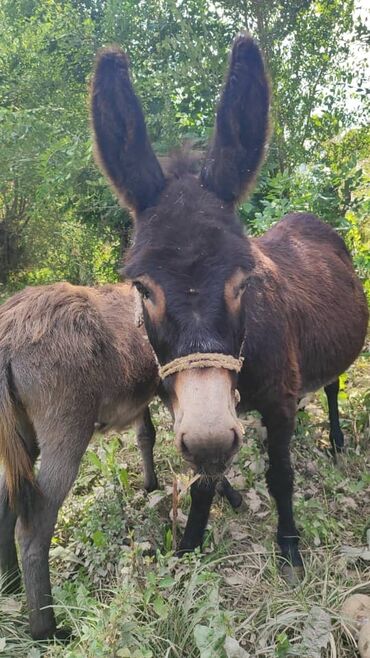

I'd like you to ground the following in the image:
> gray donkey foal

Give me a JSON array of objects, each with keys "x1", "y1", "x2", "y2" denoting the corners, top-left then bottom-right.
[{"x1": 0, "y1": 282, "x2": 159, "y2": 639}]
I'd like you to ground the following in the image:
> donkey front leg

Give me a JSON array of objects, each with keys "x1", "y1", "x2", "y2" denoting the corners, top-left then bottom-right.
[
  {"x1": 178, "y1": 477, "x2": 216, "y2": 553},
  {"x1": 135, "y1": 407, "x2": 158, "y2": 492},
  {"x1": 262, "y1": 400, "x2": 303, "y2": 584}
]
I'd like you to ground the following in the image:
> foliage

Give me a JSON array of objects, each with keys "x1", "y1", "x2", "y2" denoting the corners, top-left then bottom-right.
[{"x1": 0, "y1": 0, "x2": 369, "y2": 289}]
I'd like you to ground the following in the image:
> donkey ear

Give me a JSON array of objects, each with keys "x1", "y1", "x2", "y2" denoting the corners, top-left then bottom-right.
[
  {"x1": 91, "y1": 47, "x2": 165, "y2": 214},
  {"x1": 200, "y1": 35, "x2": 270, "y2": 205}
]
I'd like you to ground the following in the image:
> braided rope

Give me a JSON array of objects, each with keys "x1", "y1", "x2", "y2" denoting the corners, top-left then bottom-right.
[{"x1": 159, "y1": 352, "x2": 244, "y2": 380}]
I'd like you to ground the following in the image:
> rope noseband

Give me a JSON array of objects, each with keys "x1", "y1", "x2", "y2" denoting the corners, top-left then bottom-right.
[{"x1": 159, "y1": 352, "x2": 244, "y2": 380}]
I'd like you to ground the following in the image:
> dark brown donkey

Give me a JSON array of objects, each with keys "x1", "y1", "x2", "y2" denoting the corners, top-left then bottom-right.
[
  {"x1": 91, "y1": 35, "x2": 369, "y2": 579},
  {"x1": 0, "y1": 282, "x2": 160, "y2": 639}
]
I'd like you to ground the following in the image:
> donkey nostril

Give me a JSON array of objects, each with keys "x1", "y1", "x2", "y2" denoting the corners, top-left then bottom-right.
[
  {"x1": 231, "y1": 430, "x2": 240, "y2": 454},
  {"x1": 180, "y1": 434, "x2": 192, "y2": 460}
]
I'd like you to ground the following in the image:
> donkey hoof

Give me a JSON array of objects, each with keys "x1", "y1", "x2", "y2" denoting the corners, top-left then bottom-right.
[
  {"x1": 227, "y1": 489, "x2": 243, "y2": 509},
  {"x1": 331, "y1": 445, "x2": 345, "y2": 460},
  {"x1": 144, "y1": 475, "x2": 159, "y2": 493},
  {"x1": 281, "y1": 563, "x2": 304, "y2": 587},
  {"x1": 176, "y1": 541, "x2": 197, "y2": 557},
  {"x1": 54, "y1": 626, "x2": 74, "y2": 643},
  {"x1": 31, "y1": 624, "x2": 73, "y2": 642}
]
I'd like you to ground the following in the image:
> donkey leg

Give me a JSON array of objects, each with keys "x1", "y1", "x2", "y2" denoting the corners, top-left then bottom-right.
[
  {"x1": 263, "y1": 401, "x2": 303, "y2": 584},
  {"x1": 0, "y1": 414, "x2": 39, "y2": 595},
  {"x1": 178, "y1": 477, "x2": 216, "y2": 553},
  {"x1": 324, "y1": 379, "x2": 344, "y2": 456},
  {"x1": 217, "y1": 476, "x2": 243, "y2": 509},
  {"x1": 0, "y1": 474, "x2": 21, "y2": 594},
  {"x1": 135, "y1": 407, "x2": 158, "y2": 492},
  {"x1": 16, "y1": 426, "x2": 93, "y2": 640}
]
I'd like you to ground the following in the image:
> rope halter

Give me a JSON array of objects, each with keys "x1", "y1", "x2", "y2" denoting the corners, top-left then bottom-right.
[{"x1": 159, "y1": 352, "x2": 244, "y2": 380}]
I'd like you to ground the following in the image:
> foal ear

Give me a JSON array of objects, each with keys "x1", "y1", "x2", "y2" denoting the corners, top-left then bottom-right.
[
  {"x1": 201, "y1": 35, "x2": 270, "y2": 205},
  {"x1": 91, "y1": 47, "x2": 165, "y2": 214}
]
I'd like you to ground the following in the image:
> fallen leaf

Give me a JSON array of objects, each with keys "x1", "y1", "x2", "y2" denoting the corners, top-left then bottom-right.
[
  {"x1": 224, "y1": 573, "x2": 244, "y2": 587},
  {"x1": 340, "y1": 496, "x2": 358, "y2": 510},
  {"x1": 341, "y1": 594, "x2": 370, "y2": 636},
  {"x1": 341, "y1": 545, "x2": 370, "y2": 562},
  {"x1": 252, "y1": 543, "x2": 267, "y2": 554},
  {"x1": 246, "y1": 489, "x2": 262, "y2": 513},
  {"x1": 224, "y1": 636, "x2": 250, "y2": 657},
  {"x1": 0, "y1": 598, "x2": 22, "y2": 614},
  {"x1": 228, "y1": 522, "x2": 249, "y2": 541},
  {"x1": 194, "y1": 624, "x2": 225, "y2": 658},
  {"x1": 248, "y1": 457, "x2": 265, "y2": 476},
  {"x1": 147, "y1": 491, "x2": 166, "y2": 508},
  {"x1": 300, "y1": 606, "x2": 331, "y2": 657}
]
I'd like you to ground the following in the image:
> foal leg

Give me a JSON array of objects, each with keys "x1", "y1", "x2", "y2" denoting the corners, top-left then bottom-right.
[
  {"x1": 178, "y1": 477, "x2": 216, "y2": 553},
  {"x1": 324, "y1": 379, "x2": 344, "y2": 455},
  {"x1": 0, "y1": 475, "x2": 21, "y2": 594},
  {"x1": 135, "y1": 407, "x2": 158, "y2": 492},
  {"x1": 0, "y1": 413, "x2": 39, "y2": 594},
  {"x1": 16, "y1": 423, "x2": 93, "y2": 640},
  {"x1": 262, "y1": 400, "x2": 303, "y2": 583}
]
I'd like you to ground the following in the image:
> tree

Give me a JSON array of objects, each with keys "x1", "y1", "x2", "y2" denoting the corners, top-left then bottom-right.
[{"x1": 0, "y1": 0, "x2": 368, "y2": 286}]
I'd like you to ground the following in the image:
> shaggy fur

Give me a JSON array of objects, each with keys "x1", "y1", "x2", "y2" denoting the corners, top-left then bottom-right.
[{"x1": 0, "y1": 282, "x2": 159, "y2": 639}]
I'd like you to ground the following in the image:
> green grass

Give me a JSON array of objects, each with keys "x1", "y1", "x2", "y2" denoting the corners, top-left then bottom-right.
[{"x1": 0, "y1": 356, "x2": 369, "y2": 657}]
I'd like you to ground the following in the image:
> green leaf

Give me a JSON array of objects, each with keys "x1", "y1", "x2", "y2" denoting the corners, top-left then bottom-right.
[
  {"x1": 118, "y1": 467, "x2": 129, "y2": 489},
  {"x1": 86, "y1": 451, "x2": 103, "y2": 471},
  {"x1": 92, "y1": 530, "x2": 106, "y2": 547},
  {"x1": 194, "y1": 624, "x2": 226, "y2": 658},
  {"x1": 153, "y1": 596, "x2": 169, "y2": 618}
]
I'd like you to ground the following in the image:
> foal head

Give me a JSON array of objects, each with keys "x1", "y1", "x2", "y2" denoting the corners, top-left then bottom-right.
[{"x1": 91, "y1": 35, "x2": 270, "y2": 474}]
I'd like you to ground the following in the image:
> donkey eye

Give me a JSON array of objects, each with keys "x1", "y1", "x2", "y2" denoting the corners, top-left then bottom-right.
[
  {"x1": 235, "y1": 280, "x2": 247, "y2": 297},
  {"x1": 134, "y1": 281, "x2": 151, "y2": 300}
]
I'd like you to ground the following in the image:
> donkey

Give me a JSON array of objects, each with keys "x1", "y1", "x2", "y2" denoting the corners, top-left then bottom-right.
[
  {"x1": 0, "y1": 282, "x2": 162, "y2": 639},
  {"x1": 91, "y1": 35, "x2": 369, "y2": 580}
]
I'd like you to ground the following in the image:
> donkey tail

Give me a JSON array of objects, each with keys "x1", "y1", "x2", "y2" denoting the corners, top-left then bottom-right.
[{"x1": 0, "y1": 352, "x2": 36, "y2": 510}]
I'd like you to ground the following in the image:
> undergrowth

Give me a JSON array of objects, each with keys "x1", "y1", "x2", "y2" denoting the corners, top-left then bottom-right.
[{"x1": 0, "y1": 355, "x2": 369, "y2": 658}]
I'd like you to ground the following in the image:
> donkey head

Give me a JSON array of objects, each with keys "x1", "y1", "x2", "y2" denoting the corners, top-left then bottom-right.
[{"x1": 91, "y1": 35, "x2": 270, "y2": 474}]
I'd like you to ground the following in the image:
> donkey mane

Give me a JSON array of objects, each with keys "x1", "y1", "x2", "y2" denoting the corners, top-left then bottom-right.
[{"x1": 159, "y1": 147, "x2": 203, "y2": 180}]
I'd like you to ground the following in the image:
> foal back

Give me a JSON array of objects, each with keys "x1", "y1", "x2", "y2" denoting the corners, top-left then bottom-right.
[{"x1": 0, "y1": 281, "x2": 158, "y2": 506}]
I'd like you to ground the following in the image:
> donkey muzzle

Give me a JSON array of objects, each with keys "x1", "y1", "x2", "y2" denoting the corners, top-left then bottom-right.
[{"x1": 172, "y1": 368, "x2": 243, "y2": 474}]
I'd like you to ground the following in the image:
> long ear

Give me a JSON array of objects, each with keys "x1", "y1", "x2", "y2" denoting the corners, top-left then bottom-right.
[
  {"x1": 200, "y1": 34, "x2": 270, "y2": 205},
  {"x1": 91, "y1": 46, "x2": 165, "y2": 214}
]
